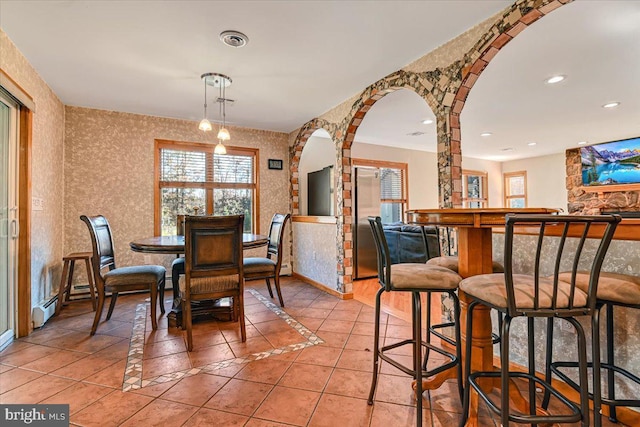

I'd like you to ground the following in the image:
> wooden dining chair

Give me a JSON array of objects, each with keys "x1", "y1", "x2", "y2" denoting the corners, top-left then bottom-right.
[
  {"x1": 80, "y1": 215, "x2": 166, "y2": 335},
  {"x1": 243, "y1": 213, "x2": 290, "y2": 307},
  {"x1": 459, "y1": 214, "x2": 620, "y2": 427},
  {"x1": 181, "y1": 214, "x2": 246, "y2": 351}
]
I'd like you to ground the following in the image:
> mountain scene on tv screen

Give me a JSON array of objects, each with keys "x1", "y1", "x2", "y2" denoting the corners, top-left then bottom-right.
[{"x1": 581, "y1": 137, "x2": 640, "y2": 186}]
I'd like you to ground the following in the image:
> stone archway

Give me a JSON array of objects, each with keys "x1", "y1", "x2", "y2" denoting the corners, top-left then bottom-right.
[{"x1": 445, "y1": 0, "x2": 572, "y2": 206}]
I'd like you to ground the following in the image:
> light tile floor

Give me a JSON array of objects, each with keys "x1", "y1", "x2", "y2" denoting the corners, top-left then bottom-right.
[{"x1": 0, "y1": 277, "x2": 628, "y2": 426}]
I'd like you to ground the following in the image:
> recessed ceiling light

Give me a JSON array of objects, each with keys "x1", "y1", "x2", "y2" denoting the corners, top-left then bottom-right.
[
  {"x1": 578, "y1": 141, "x2": 588, "y2": 145},
  {"x1": 480, "y1": 132, "x2": 492, "y2": 137},
  {"x1": 602, "y1": 102, "x2": 620, "y2": 109},
  {"x1": 545, "y1": 75, "x2": 566, "y2": 84},
  {"x1": 422, "y1": 119, "x2": 433, "y2": 125},
  {"x1": 220, "y1": 30, "x2": 249, "y2": 48},
  {"x1": 527, "y1": 142, "x2": 537, "y2": 146}
]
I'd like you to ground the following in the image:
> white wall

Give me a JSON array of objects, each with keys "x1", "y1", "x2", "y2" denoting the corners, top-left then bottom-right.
[
  {"x1": 299, "y1": 135, "x2": 336, "y2": 215},
  {"x1": 462, "y1": 156, "x2": 503, "y2": 208},
  {"x1": 502, "y1": 152, "x2": 568, "y2": 211},
  {"x1": 351, "y1": 142, "x2": 440, "y2": 209}
]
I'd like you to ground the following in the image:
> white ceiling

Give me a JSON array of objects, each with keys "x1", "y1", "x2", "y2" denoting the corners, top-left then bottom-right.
[
  {"x1": 355, "y1": 0, "x2": 640, "y2": 161},
  {"x1": 0, "y1": 0, "x2": 510, "y2": 133}
]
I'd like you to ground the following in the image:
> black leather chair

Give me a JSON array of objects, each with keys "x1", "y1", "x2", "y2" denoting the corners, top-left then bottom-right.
[{"x1": 81, "y1": 215, "x2": 166, "y2": 335}]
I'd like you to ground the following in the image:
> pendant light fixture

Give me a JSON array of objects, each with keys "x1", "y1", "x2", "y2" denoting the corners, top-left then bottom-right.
[
  {"x1": 200, "y1": 72, "x2": 232, "y2": 155},
  {"x1": 198, "y1": 77, "x2": 212, "y2": 132}
]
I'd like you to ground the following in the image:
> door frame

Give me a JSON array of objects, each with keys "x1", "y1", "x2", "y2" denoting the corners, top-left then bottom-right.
[{"x1": 1, "y1": 69, "x2": 33, "y2": 337}]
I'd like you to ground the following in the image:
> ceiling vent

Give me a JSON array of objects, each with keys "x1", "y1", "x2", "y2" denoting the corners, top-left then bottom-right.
[
  {"x1": 406, "y1": 131, "x2": 426, "y2": 137},
  {"x1": 220, "y1": 31, "x2": 249, "y2": 48}
]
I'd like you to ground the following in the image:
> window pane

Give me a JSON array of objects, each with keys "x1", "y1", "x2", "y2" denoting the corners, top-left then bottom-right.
[
  {"x1": 380, "y1": 202, "x2": 402, "y2": 224},
  {"x1": 160, "y1": 188, "x2": 206, "y2": 236},
  {"x1": 214, "y1": 154, "x2": 253, "y2": 183},
  {"x1": 160, "y1": 149, "x2": 207, "y2": 182},
  {"x1": 508, "y1": 198, "x2": 525, "y2": 208},
  {"x1": 508, "y1": 176, "x2": 525, "y2": 195},
  {"x1": 466, "y1": 175, "x2": 481, "y2": 199},
  {"x1": 214, "y1": 188, "x2": 253, "y2": 232}
]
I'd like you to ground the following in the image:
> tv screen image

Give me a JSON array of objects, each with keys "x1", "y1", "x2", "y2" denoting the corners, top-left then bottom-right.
[{"x1": 581, "y1": 136, "x2": 640, "y2": 186}]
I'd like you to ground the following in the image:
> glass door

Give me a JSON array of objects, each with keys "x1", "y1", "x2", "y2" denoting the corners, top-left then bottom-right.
[{"x1": 0, "y1": 91, "x2": 18, "y2": 350}]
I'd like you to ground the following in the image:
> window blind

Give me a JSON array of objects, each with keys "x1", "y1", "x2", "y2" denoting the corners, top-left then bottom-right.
[{"x1": 380, "y1": 168, "x2": 404, "y2": 201}]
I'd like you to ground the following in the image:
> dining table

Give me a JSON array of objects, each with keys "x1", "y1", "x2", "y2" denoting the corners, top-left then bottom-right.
[
  {"x1": 405, "y1": 207, "x2": 559, "y2": 427},
  {"x1": 130, "y1": 233, "x2": 269, "y2": 327}
]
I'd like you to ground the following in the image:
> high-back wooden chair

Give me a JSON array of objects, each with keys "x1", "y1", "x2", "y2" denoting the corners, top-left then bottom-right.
[
  {"x1": 243, "y1": 213, "x2": 290, "y2": 307},
  {"x1": 181, "y1": 214, "x2": 245, "y2": 351},
  {"x1": 80, "y1": 215, "x2": 166, "y2": 335}
]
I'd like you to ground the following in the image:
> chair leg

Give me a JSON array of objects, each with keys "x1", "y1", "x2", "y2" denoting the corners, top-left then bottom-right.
[
  {"x1": 368, "y1": 287, "x2": 385, "y2": 405},
  {"x1": 158, "y1": 278, "x2": 166, "y2": 315},
  {"x1": 238, "y1": 289, "x2": 246, "y2": 342},
  {"x1": 500, "y1": 315, "x2": 513, "y2": 427},
  {"x1": 55, "y1": 259, "x2": 71, "y2": 316},
  {"x1": 264, "y1": 277, "x2": 274, "y2": 298},
  {"x1": 542, "y1": 317, "x2": 555, "y2": 409},
  {"x1": 90, "y1": 289, "x2": 106, "y2": 335},
  {"x1": 527, "y1": 317, "x2": 536, "y2": 418},
  {"x1": 184, "y1": 295, "x2": 193, "y2": 351},
  {"x1": 606, "y1": 303, "x2": 617, "y2": 423},
  {"x1": 413, "y1": 291, "x2": 424, "y2": 427},
  {"x1": 150, "y1": 283, "x2": 158, "y2": 331},
  {"x1": 422, "y1": 292, "x2": 432, "y2": 371},
  {"x1": 273, "y1": 275, "x2": 285, "y2": 308},
  {"x1": 592, "y1": 306, "x2": 603, "y2": 427},
  {"x1": 570, "y1": 317, "x2": 590, "y2": 427},
  {"x1": 459, "y1": 300, "x2": 479, "y2": 427},
  {"x1": 84, "y1": 257, "x2": 97, "y2": 311},
  {"x1": 451, "y1": 291, "x2": 464, "y2": 402},
  {"x1": 106, "y1": 292, "x2": 118, "y2": 320}
]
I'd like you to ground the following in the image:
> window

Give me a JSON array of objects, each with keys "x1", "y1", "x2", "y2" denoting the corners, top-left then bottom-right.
[
  {"x1": 504, "y1": 171, "x2": 527, "y2": 208},
  {"x1": 353, "y1": 159, "x2": 408, "y2": 224},
  {"x1": 155, "y1": 140, "x2": 259, "y2": 235},
  {"x1": 462, "y1": 169, "x2": 488, "y2": 208}
]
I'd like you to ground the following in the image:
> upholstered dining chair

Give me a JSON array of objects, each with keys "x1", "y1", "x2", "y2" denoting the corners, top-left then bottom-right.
[
  {"x1": 243, "y1": 213, "x2": 290, "y2": 307},
  {"x1": 181, "y1": 214, "x2": 246, "y2": 351},
  {"x1": 459, "y1": 214, "x2": 620, "y2": 427},
  {"x1": 368, "y1": 216, "x2": 464, "y2": 427},
  {"x1": 80, "y1": 215, "x2": 166, "y2": 335}
]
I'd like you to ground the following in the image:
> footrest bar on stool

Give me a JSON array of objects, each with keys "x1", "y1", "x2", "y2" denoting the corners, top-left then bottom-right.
[
  {"x1": 379, "y1": 338, "x2": 458, "y2": 379},
  {"x1": 429, "y1": 321, "x2": 501, "y2": 346}
]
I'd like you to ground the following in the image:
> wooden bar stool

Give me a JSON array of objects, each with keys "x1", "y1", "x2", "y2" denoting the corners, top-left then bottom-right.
[{"x1": 55, "y1": 252, "x2": 97, "y2": 315}]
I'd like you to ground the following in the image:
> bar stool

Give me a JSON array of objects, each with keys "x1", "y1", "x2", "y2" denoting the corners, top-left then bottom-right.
[
  {"x1": 55, "y1": 252, "x2": 97, "y2": 315},
  {"x1": 459, "y1": 214, "x2": 620, "y2": 427},
  {"x1": 367, "y1": 216, "x2": 464, "y2": 427},
  {"x1": 545, "y1": 271, "x2": 640, "y2": 424}
]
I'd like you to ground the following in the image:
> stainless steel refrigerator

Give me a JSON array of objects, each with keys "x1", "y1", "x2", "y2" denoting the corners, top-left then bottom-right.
[{"x1": 353, "y1": 167, "x2": 381, "y2": 279}]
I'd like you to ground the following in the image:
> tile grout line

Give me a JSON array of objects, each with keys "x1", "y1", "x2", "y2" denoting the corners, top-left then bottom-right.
[{"x1": 121, "y1": 289, "x2": 326, "y2": 391}]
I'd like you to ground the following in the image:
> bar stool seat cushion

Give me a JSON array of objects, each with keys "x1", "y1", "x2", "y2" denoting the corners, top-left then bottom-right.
[
  {"x1": 179, "y1": 274, "x2": 240, "y2": 294},
  {"x1": 104, "y1": 265, "x2": 166, "y2": 287},
  {"x1": 427, "y1": 255, "x2": 504, "y2": 273},
  {"x1": 243, "y1": 257, "x2": 276, "y2": 274},
  {"x1": 387, "y1": 264, "x2": 462, "y2": 290},
  {"x1": 557, "y1": 271, "x2": 640, "y2": 306},
  {"x1": 460, "y1": 273, "x2": 588, "y2": 309},
  {"x1": 172, "y1": 257, "x2": 185, "y2": 271}
]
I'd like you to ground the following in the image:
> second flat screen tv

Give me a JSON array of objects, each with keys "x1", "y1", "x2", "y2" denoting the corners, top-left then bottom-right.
[
  {"x1": 581, "y1": 136, "x2": 640, "y2": 186},
  {"x1": 307, "y1": 166, "x2": 334, "y2": 216}
]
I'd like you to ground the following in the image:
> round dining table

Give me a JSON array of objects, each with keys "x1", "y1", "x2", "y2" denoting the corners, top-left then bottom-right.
[
  {"x1": 405, "y1": 207, "x2": 558, "y2": 427},
  {"x1": 130, "y1": 233, "x2": 269, "y2": 327}
]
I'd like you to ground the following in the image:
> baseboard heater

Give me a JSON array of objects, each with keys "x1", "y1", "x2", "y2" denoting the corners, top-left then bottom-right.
[{"x1": 32, "y1": 294, "x2": 58, "y2": 328}]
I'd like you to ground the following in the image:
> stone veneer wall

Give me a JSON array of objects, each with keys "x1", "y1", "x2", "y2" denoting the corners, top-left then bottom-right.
[
  {"x1": 0, "y1": 29, "x2": 66, "y2": 315},
  {"x1": 288, "y1": 0, "x2": 572, "y2": 293},
  {"x1": 566, "y1": 148, "x2": 640, "y2": 214}
]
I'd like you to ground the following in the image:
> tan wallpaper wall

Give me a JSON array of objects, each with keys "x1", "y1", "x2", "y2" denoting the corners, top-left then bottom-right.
[
  {"x1": 0, "y1": 29, "x2": 65, "y2": 307},
  {"x1": 64, "y1": 107, "x2": 290, "y2": 276}
]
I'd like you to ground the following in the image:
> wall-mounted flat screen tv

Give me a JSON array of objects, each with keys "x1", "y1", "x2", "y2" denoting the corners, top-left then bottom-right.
[{"x1": 581, "y1": 136, "x2": 640, "y2": 186}]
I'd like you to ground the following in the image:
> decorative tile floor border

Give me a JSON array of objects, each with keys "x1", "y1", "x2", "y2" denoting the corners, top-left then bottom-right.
[{"x1": 122, "y1": 289, "x2": 325, "y2": 391}]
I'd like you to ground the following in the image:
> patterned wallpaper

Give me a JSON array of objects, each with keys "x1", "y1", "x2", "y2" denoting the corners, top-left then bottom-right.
[
  {"x1": 63, "y1": 107, "x2": 290, "y2": 277},
  {"x1": 0, "y1": 29, "x2": 66, "y2": 308}
]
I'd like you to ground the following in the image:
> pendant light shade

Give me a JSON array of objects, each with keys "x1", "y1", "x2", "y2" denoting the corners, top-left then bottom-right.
[
  {"x1": 217, "y1": 127, "x2": 230, "y2": 141},
  {"x1": 214, "y1": 141, "x2": 227, "y2": 155},
  {"x1": 199, "y1": 118, "x2": 212, "y2": 132}
]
